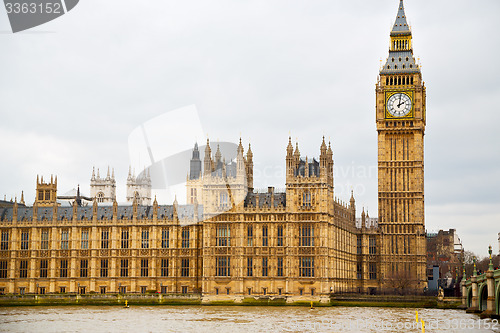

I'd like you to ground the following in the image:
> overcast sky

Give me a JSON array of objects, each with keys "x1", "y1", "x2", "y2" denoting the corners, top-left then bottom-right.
[{"x1": 1, "y1": 0, "x2": 499, "y2": 256}]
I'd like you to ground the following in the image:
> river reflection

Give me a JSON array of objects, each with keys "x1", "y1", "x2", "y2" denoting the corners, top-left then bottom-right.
[{"x1": 0, "y1": 306, "x2": 499, "y2": 332}]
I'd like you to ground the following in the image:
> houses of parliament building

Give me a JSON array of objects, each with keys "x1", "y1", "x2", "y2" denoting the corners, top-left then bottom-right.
[{"x1": 0, "y1": 0, "x2": 427, "y2": 301}]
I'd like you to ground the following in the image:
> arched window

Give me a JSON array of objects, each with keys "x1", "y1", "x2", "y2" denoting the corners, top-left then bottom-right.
[
  {"x1": 97, "y1": 192, "x2": 105, "y2": 203},
  {"x1": 219, "y1": 192, "x2": 228, "y2": 208},
  {"x1": 302, "y1": 191, "x2": 311, "y2": 207}
]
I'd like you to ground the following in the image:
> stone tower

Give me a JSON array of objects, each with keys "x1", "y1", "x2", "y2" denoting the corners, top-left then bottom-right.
[
  {"x1": 90, "y1": 166, "x2": 116, "y2": 203},
  {"x1": 35, "y1": 175, "x2": 57, "y2": 207},
  {"x1": 376, "y1": 0, "x2": 427, "y2": 288},
  {"x1": 126, "y1": 167, "x2": 152, "y2": 206},
  {"x1": 285, "y1": 137, "x2": 334, "y2": 213},
  {"x1": 186, "y1": 142, "x2": 203, "y2": 204}
]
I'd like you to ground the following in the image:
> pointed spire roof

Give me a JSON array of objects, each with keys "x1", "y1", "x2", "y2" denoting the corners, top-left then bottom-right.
[
  {"x1": 381, "y1": 1, "x2": 420, "y2": 75},
  {"x1": 215, "y1": 144, "x2": 222, "y2": 162},
  {"x1": 391, "y1": 0, "x2": 410, "y2": 36},
  {"x1": 237, "y1": 137, "x2": 244, "y2": 154},
  {"x1": 287, "y1": 136, "x2": 293, "y2": 153},
  {"x1": 320, "y1": 136, "x2": 327, "y2": 153}
]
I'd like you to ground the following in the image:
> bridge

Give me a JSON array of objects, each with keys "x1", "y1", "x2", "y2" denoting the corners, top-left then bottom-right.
[{"x1": 462, "y1": 246, "x2": 500, "y2": 318}]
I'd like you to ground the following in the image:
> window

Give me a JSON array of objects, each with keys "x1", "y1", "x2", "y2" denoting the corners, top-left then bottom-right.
[
  {"x1": 248, "y1": 288, "x2": 252, "y2": 295},
  {"x1": 215, "y1": 288, "x2": 219, "y2": 295},
  {"x1": 216, "y1": 225, "x2": 230, "y2": 247},
  {"x1": 19, "y1": 260, "x2": 28, "y2": 278},
  {"x1": 161, "y1": 286, "x2": 168, "y2": 294},
  {"x1": 277, "y1": 226, "x2": 283, "y2": 247},
  {"x1": 80, "y1": 259, "x2": 88, "y2": 278},
  {"x1": 262, "y1": 257, "x2": 268, "y2": 277},
  {"x1": 1, "y1": 231, "x2": 9, "y2": 250},
  {"x1": 78, "y1": 286, "x2": 86, "y2": 295},
  {"x1": 19, "y1": 287, "x2": 25, "y2": 295},
  {"x1": 216, "y1": 256, "x2": 230, "y2": 276},
  {"x1": 190, "y1": 188, "x2": 197, "y2": 204},
  {"x1": 60, "y1": 286, "x2": 66, "y2": 293},
  {"x1": 121, "y1": 229, "x2": 129, "y2": 249},
  {"x1": 357, "y1": 263, "x2": 362, "y2": 279},
  {"x1": 39, "y1": 287, "x2": 46, "y2": 295},
  {"x1": 357, "y1": 236, "x2": 362, "y2": 255},
  {"x1": 100, "y1": 259, "x2": 108, "y2": 278},
  {"x1": 247, "y1": 257, "x2": 253, "y2": 277},
  {"x1": 97, "y1": 192, "x2": 104, "y2": 203},
  {"x1": 262, "y1": 288, "x2": 267, "y2": 295},
  {"x1": 181, "y1": 259, "x2": 189, "y2": 277},
  {"x1": 120, "y1": 259, "x2": 129, "y2": 277},
  {"x1": 300, "y1": 225, "x2": 314, "y2": 247},
  {"x1": 81, "y1": 229, "x2": 89, "y2": 249},
  {"x1": 140, "y1": 286, "x2": 147, "y2": 294},
  {"x1": 181, "y1": 286, "x2": 188, "y2": 294},
  {"x1": 61, "y1": 229, "x2": 69, "y2": 250},
  {"x1": 262, "y1": 226, "x2": 268, "y2": 247},
  {"x1": 219, "y1": 192, "x2": 228, "y2": 208},
  {"x1": 40, "y1": 229, "x2": 49, "y2": 250},
  {"x1": 119, "y1": 286, "x2": 127, "y2": 294},
  {"x1": 101, "y1": 229, "x2": 109, "y2": 249},
  {"x1": 40, "y1": 259, "x2": 48, "y2": 278},
  {"x1": 277, "y1": 257, "x2": 284, "y2": 277},
  {"x1": 181, "y1": 229, "x2": 190, "y2": 248},
  {"x1": 0, "y1": 260, "x2": 7, "y2": 278},
  {"x1": 141, "y1": 259, "x2": 149, "y2": 277},
  {"x1": 161, "y1": 259, "x2": 169, "y2": 277},
  {"x1": 100, "y1": 286, "x2": 106, "y2": 294},
  {"x1": 302, "y1": 191, "x2": 311, "y2": 207},
  {"x1": 161, "y1": 228, "x2": 169, "y2": 248},
  {"x1": 141, "y1": 229, "x2": 149, "y2": 249},
  {"x1": 299, "y1": 257, "x2": 314, "y2": 277},
  {"x1": 278, "y1": 288, "x2": 282, "y2": 295},
  {"x1": 369, "y1": 263, "x2": 377, "y2": 280},
  {"x1": 311, "y1": 289, "x2": 315, "y2": 296},
  {"x1": 247, "y1": 226, "x2": 253, "y2": 246},
  {"x1": 369, "y1": 236, "x2": 376, "y2": 255},
  {"x1": 60, "y1": 259, "x2": 68, "y2": 278}
]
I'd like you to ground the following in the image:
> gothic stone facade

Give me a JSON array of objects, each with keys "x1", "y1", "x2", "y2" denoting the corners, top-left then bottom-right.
[
  {"x1": 0, "y1": 138, "x2": 382, "y2": 301},
  {"x1": 0, "y1": 1, "x2": 427, "y2": 299}
]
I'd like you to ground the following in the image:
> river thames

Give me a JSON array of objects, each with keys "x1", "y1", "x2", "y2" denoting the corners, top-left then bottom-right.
[{"x1": 0, "y1": 306, "x2": 499, "y2": 332}]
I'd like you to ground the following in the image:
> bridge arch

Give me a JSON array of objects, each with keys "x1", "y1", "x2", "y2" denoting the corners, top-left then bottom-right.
[
  {"x1": 478, "y1": 283, "x2": 488, "y2": 311},
  {"x1": 467, "y1": 286, "x2": 473, "y2": 308},
  {"x1": 496, "y1": 281, "x2": 500, "y2": 316}
]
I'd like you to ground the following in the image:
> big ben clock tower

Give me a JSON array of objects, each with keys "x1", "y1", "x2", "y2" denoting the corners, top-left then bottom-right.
[{"x1": 376, "y1": 0, "x2": 427, "y2": 289}]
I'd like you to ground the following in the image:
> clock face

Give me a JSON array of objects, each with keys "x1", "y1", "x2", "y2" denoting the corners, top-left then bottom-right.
[{"x1": 387, "y1": 93, "x2": 412, "y2": 117}]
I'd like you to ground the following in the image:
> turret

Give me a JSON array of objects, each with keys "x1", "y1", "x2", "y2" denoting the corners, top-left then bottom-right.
[
  {"x1": 204, "y1": 138, "x2": 212, "y2": 175},
  {"x1": 246, "y1": 143, "x2": 254, "y2": 192},
  {"x1": 236, "y1": 138, "x2": 245, "y2": 176},
  {"x1": 189, "y1": 142, "x2": 202, "y2": 180}
]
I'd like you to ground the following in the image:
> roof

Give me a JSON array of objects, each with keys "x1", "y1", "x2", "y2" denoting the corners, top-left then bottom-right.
[
  {"x1": 244, "y1": 192, "x2": 286, "y2": 208},
  {"x1": 391, "y1": 0, "x2": 411, "y2": 36},
  {"x1": 380, "y1": 51, "x2": 420, "y2": 75},
  {"x1": 0, "y1": 204, "x2": 203, "y2": 223}
]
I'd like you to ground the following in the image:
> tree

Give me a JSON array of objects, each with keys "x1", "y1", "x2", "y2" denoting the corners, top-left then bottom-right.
[{"x1": 386, "y1": 271, "x2": 419, "y2": 295}]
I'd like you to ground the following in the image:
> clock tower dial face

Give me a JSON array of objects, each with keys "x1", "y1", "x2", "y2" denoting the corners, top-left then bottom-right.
[{"x1": 387, "y1": 93, "x2": 412, "y2": 117}]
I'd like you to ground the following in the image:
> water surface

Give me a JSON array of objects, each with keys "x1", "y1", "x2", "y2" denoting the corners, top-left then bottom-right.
[{"x1": 0, "y1": 306, "x2": 499, "y2": 332}]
